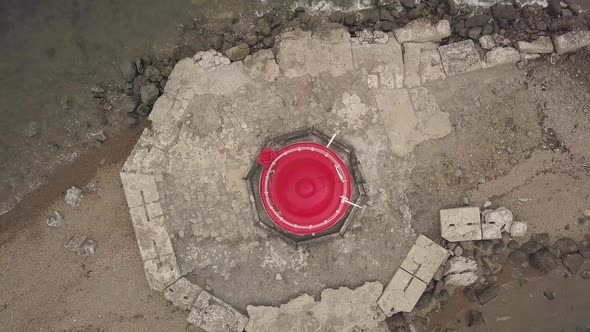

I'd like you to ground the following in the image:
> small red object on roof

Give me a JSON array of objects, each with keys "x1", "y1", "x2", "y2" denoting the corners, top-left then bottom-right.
[{"x1": 258, "y1": 142, "x2": 352, "y2": 235}]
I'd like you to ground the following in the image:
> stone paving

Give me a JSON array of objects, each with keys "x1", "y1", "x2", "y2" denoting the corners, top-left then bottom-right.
[{"x1": 120, "y1": 17, "x2": 590, "y2": 331}]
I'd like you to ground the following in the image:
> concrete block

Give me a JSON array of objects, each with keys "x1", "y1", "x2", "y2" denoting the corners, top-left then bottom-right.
[
  {"x1": 377, "y1": 268, "x2": 427, "y2": 316},
  {"x1": 484, "y1": 47, "x2": 521, "y2": 67},
  {"x1": 393, "y1": 19, "x2": 451, "y2": 44},
  {"x1": 440, "y1": 207, "x2": 482, "y2": 242},
  {"x1": 481, "y1": 206, "x2": 513, "y2": 239},
  {"x1": 400, "y1": 235, "x2": 449, "y2": 283},
  {"x1": 439, "y1": 40, "x2": 483, "y2": 76},
  {"x1": 553, "y1": 31, "x2": 590, "y2": 54},
  {"x1": 143, "y1": 254, "x2": 181, "y2": 291},
  {"x1": 516, "y1": 37, "x2": 554, "y2": 54},
  {"x1": 509, "y1": 221, "x2": 527, "y2": 237},
  {"x1": 188, "y1": 291, "x2": 248, "y2": 332},
  {"x1": 164, "y1": 277, "x2": 203, "y2": 310},
  {"x1": 481, "y1": 223, "x2": 503, "y2": 240}
]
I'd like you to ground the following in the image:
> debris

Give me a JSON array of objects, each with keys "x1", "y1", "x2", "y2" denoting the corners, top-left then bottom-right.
[
  {"x1": 64, "y1": 186, "x2": 82, "y2": 207},
  {"x1": 46, "y1": 211, "x2": 64, "y2": 227},
  {"x1": 445, "y1": 272, "x2": 478, "y2": 287},
  {"x1": 65, "y1": 234, "x2": 97, "y2": 256},
  {"x1": 444, "y1": 257, "x2": 478, "y2": 287},
  {"x1": 476, "y1": 284, "x2": 499, "y2": 305},
  {"x1": 509, "y1": 221, "x2": 527, "y2": 237},
  {"x1": 482, "y1": 207, "x2": 513, "y2": 233}
]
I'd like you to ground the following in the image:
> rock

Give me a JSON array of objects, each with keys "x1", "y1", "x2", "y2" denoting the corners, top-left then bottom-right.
[
  {"x1": 475, "y1": 240, "x2": 494, "y2": 256},
  {"x1": 144, "y1": 66, "x2": 161, "y2": 82},
  {"x1": 140, "y1": 84, "x2": 160, "y2": 105},
  {"x1": 453, "y1": 245, "x2": 463, "y2": 256},
  {"x1": 482, "y1": 257, "x2": 502, "y2": 275},
  {"x1": 65, "y1": 234, "x2": 97, "y2": 256},
  {"x1": 548, "y1": 0, "x2": 561, "y2": 16},
  {"x1": 247, "y1": 282, "x2": 385, "y2": 331},
  {"x1": 476, "y1": 284, "x2": 499, "y2": 305},
  {"x1": 433, "y1": 265, "x2": 444, "y2": 281},
  {"x1": 484, "y1": 47, "x2": 521, "y2": 67},
  {"x1": 125, "y1": 115, "x2": 139, "y2": 127},
  {"x1": 225, "y1": 43, "x2": 250, "y2": 62},
  {"x1": 580, "y1": 247, "x2": 590, "y2": 259},
  {"x1": 244, "y1": 49, "x2": 280, "y2": 82},
  {"x1": 491, "y1": 4, "x2": 516, "y2": 20},
  {"x1": 508, "y1": 250, "x2": 528, "y2": 267},
  {"x1": 509, "y1": 221, "x2": 527, "y2": 237},
  {"x1": 516, "y1": 37, "x2": 554, "y2": 54},
  {"x1": 530, "y1": 248, "x2": 558, "y2": 273},
  {"x1": 119, "y1": 60, "x2": 137, "y2": 82},
  {"x1": 582, "y1": 270, "x2": 590, "y2": 279},
  {"x1": 444, "y1": 256, "x2": 477, "y2": 276},
  {"x1": 22, "y1": 121, "x2": 39, "y2": 137},
  {"x1": 467, "y1": 27, "x2": 482, "y2": 40},
  {"x1": 532, "y1": 233, "x2": 550, "y2": 246},
  {"x1": 467, "y1": 310, "x2": 485, "y2": 327},
  {"x1": 479, "y1": 36, "x2": 495, "y2": 50},
  {"x1": 393, "y1": 19, "x2": 451, "y2": 44},
  {"x1": 465, "y1": 15, "x2": 490, "y2": 28},
  {"x1": 554, "y1": 237, "x2": 578, "y2": 255},
  {"x1": 47, "y1": 211, "x2": 64, "y2": 227},
  {"x1": 445, "y1": 272, "x2": 477, "y2": 287},
  {"x1": 65, "y1": 186, "x2": 82, "y2": 207},
  {"x1": 90, "y1": 86, "x2": 106, "y2": 98},
  {"x1": 209, "y1": 34, "x2": 224, "y2": 50},
  {"x1": 507, "y1": 240, "x2": 520, "y2": 250},
  {"x1": 400, "y1": 0, "x2": 416, "y2": 8},
  {"x1": 562, "y1": 253, "x2": 584, "y2": 274},
  {"x1": 118, "y1": 96, "x2": 138, "y2": 114},
  {"x1": 94, "y1": 130, "x2": 108, "y2": 142},
  {"x1": 414, "y1": 292, "x2": 433, "y2": 310},
  {"x1": 542, "y1": 290, "x2": 555, "y2": 301},
  {"x1": 553, "y1": 31, "x2": 590, "y2": 54},
  {"x1": 439, "y1": 40, "x2": 483, "y2": 77},
  {"x1": 463, "y1": 287, "x2": 477, "y2": 302},
  {"x1": 520, "y1": 240, "x2": 543, "y2": 254}
]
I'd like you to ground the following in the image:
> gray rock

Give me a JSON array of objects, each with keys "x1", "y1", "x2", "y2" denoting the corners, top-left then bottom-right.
[
  {"x1": 467, "y1": 27, "x2": 482, "y2": 40},
  {"x1": 90, "y1": 86, "x2": 106, "y2": 98},
  {"x1": 118, "y1": 96, "x2": 138, "y2": 114},
  {"x1": 508, "y1": 250, "x2": 528, "y2": 267},
  {"x1": 467, "y1": 310, "x2": 485, "y2": 327},
  {"x1": 47, "y1": 211, "x2": 64, "y2": 227},
  {"x1": 532, "y1": 233, "x2": 550, "y2": 246},
  {"x1": 580, "y1": 246, "x2": 590, "y2": 258},
  {"x1": 554, "y1": 237, "x2": 578, "y2": 255},
  {"x1": 415, "y1": 292, "x2": 433, "y2": 310},
  {"x1": 225, "y1": 43, "x2": 251, "y2": 62},
  {"x1": 65, "y1": 186, "x2": 82, "y2": 207},
  {"x1": 562, "y1": 253, "x2": 584, "y2": 274},
  {"x1": 140, "y1": 84, "x2": 160, "y2": 105},
  {"x1": 144, "y1": 66, "x2": 161, "y2": 82},
  {"x1": 507, "y1": 240, "x2": 520, "y2": 250},
  {"x1": 542, "y1": 290, "x2": 555, "y2": 301},
  {"x1": 453, "y1": 245, "x2": 464, "y2": 256},
  {"x1": 119, "y1": 60, "x2": 137, "y2": 82},
  {"x1": 553, "y1": 31, "x2": 590, "y2": 54},
  {"x1": 463, "y1": 287, "x2": 477, "y2": 302},
  {"x1": 439, "y1": 40, "x2": 483, "y2": 76},
  {"x1": 476, "y1": 284, "x2": 499, "y2": 305},
  {"x1": 444, "y1": 256, "x2": 477, "y2": 276},
  {"x1": 23, "y1": 121, "x2": 39, "y2": 137},
  {"x1": 582, "y1": 270, "x2": 590, "y2": 279},
  {"x1": 400, "y1": 0, "x2": 416, "y2": 8},
  {"x1": 125, "y1": 115, "x2": 139, "y2": 127},
  {"x1": 530, "y1": 248, "x2": 558, "y2": 273},
  {"x1": 520, "y1": 240, "x2": 543, "y2": 254}
]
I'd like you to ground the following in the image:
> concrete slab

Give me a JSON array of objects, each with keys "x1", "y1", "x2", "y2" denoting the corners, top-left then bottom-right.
[
  {"x1": 245, "y1": 282, "x2": 385, "y2": 332},
  {"x1": 440, "y1": 207, "x2": 482, "y2": 242},
  {"x1": 399, "y1": 235, "x2": 449, "y2": 283},
  {"x1": 377, "y1": 268, "x2": 427, "y2": 316},
  {"x1": 164, "y1": 277, "x2": 203, "y2": 310},
  {"x1": 188, "y1": 291, "x2": 248, "y2": 332},
  {"x1": 439, "y1": 40, "x2": 483, "y2": 76}
]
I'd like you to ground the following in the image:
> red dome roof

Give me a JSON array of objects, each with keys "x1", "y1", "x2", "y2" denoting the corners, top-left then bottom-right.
[{"x1": 258, "y1": 142, "x2": 352, "y2": 235}]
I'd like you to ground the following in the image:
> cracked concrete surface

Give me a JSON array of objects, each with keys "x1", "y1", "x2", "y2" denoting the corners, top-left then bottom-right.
[{"x1": 119, "y1": 21, "x2": 590, "y2": 331}]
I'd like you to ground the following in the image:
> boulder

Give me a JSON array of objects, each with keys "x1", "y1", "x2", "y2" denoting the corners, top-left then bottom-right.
[{"x1": 554, "y1": 237, "x2": 579, "y2": 255}]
